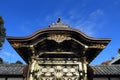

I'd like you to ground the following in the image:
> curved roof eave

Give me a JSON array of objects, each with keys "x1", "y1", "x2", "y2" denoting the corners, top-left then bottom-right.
[{"x1": 6, "y1": 27, "x2": 111, "y2": 43}]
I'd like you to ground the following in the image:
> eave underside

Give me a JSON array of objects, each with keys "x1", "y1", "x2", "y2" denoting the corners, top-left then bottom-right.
[{"x1": 6, "y1": 27, "x2": 111, "y2": 63}]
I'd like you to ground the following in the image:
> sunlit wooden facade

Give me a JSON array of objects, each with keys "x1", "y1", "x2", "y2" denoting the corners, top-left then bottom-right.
[{"x1": 7, "y1": 18, "x2": 111, "y2": 80}]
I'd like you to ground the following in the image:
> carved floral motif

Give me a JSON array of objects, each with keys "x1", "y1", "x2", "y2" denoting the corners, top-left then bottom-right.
[
  {"x1": 12, "y1": 43, "x2": 21, "y2": 47},
  {"x1": 89, "y1": 44, "x2": 105, "y2": 49},
  {"x1": 47, "y1": 34, "x2": 71, "y2": 43}
]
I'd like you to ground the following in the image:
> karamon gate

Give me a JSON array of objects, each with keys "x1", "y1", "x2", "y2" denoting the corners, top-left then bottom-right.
[{"x1": 7, "y1": 18, "x2": 111, "y2": 80}]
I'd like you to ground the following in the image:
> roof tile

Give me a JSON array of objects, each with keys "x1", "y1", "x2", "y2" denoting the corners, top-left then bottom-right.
[{"x1": 0, "y1": 64, "x2": 120, "y2": 76}]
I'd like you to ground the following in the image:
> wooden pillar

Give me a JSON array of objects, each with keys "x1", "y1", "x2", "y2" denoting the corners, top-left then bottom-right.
[
  {"x1": 27, "y1": 45, "x2": 36, "y2": 80},
  {"x1": 28, "y1": 58, "x2": 36, "y2": 80},
  {"x1": 82, "y1": 57, "x2": 88, "y2": 80},
  {"x1": 78, "y1": 62, "x2": 83, "y2": 80}
]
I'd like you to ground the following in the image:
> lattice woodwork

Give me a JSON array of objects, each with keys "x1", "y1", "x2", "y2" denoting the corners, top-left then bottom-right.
[{"x1": 29, "y1": 58, "x2": 86, "y2": 80}]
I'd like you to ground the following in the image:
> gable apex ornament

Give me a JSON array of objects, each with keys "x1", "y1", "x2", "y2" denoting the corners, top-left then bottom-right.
[
  {"x1": 49, "y1": 17, "x2": 69, "y2": 28},
  {"x1": 57, "y1": 16, "x2": 61, "y2": 23}
]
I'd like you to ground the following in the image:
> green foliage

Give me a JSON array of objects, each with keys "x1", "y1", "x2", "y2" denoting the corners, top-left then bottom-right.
[
  {"x1": 15, "y1": 60, "x2": 23, "y2": 64},
  {"x1": 0, "y1": 16, "x2": 4, "y2": 24},
  {"x1": 0, "y1": 57, "x2": 3, "y2": 64},
  {"x1": 0, "y1": 16, "x2": 6, "y2": 48}
]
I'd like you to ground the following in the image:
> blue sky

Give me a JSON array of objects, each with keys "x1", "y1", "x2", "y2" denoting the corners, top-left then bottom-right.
[{"x1": 0, "y1": 0, "x2": 120, "y2": 65}]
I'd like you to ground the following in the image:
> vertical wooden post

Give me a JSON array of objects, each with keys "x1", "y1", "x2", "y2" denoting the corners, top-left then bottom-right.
[
  {"x1": 28, "y1": 58, "x2": 36, "y2": 80},
  {"x1": 82, "y1": 57, "x2": 88, "y2": 80},
  {"x1": 27, "y1": 45, "x2": 36, "y2": 80},
  {"x1": 78, "y1": 62, "x2": 83, "y2": 80}
]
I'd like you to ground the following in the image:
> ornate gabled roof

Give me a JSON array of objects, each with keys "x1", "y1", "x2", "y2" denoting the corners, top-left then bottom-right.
[{"x1": 6, "y1": 19, "x2": 111, "y2": 63}]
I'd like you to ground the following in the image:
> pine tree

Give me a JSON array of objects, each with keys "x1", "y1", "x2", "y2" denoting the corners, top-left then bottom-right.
[
  {"x1": 0, "y1": 57, "x2": 3, "y2": 64},
  {"x1": 0, "y1": 16, "x2": 6, "y2": 48},
  {"x1": 15, "y1": 60, "x2": 23, "y2": 64}
]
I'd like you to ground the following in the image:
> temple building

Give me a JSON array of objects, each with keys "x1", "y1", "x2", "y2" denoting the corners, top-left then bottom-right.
[
  {"x1": 1, "y1": 18, "x2": 120, "y2": 80},
  {"x1": 109, "y1": 49, "x2": 120, "y2": 64}
]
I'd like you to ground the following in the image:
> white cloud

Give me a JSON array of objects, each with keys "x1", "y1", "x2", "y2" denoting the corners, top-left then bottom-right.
[
  {"x1": 89, "y1": 9, "x2": 104, "y2": 20},
  {"x1": 0, "y1": 50, "x2": 15, "y2": 58},
  {"x1": 74, "y1": 20, "x2": 96, "y2": 36},
  {"x1": 0, "y1": 50, "x2": 16, "y2": 63},
  {"x1": 62, "y1": 9, "x2": 105, "y2": 37},
  {"x1": 35, "y1": 9, "x2": 105, "y2": 37},
  {"x1": 114, "y1": 0, "x2": 120, "y2": 5}
]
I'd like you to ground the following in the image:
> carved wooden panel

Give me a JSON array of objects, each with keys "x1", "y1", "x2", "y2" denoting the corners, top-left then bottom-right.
[
  {"x1": 31, "y1": 58, "x2": 84, "y2": 80},
  {"x1": 36, "y1": 65, "x2": 79, "y2": 80}
]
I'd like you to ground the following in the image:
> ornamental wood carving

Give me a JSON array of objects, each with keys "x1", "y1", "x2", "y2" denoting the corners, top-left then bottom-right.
[
  {"x1": 29, "y1": 58, "x2": 87, "y2": 80},
  {"x1": 47, "y1": 34, "x2": 71, "y2": 43},
  {"x1": 89, "y1": 44, "x2": 105, "y2": 49}
]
